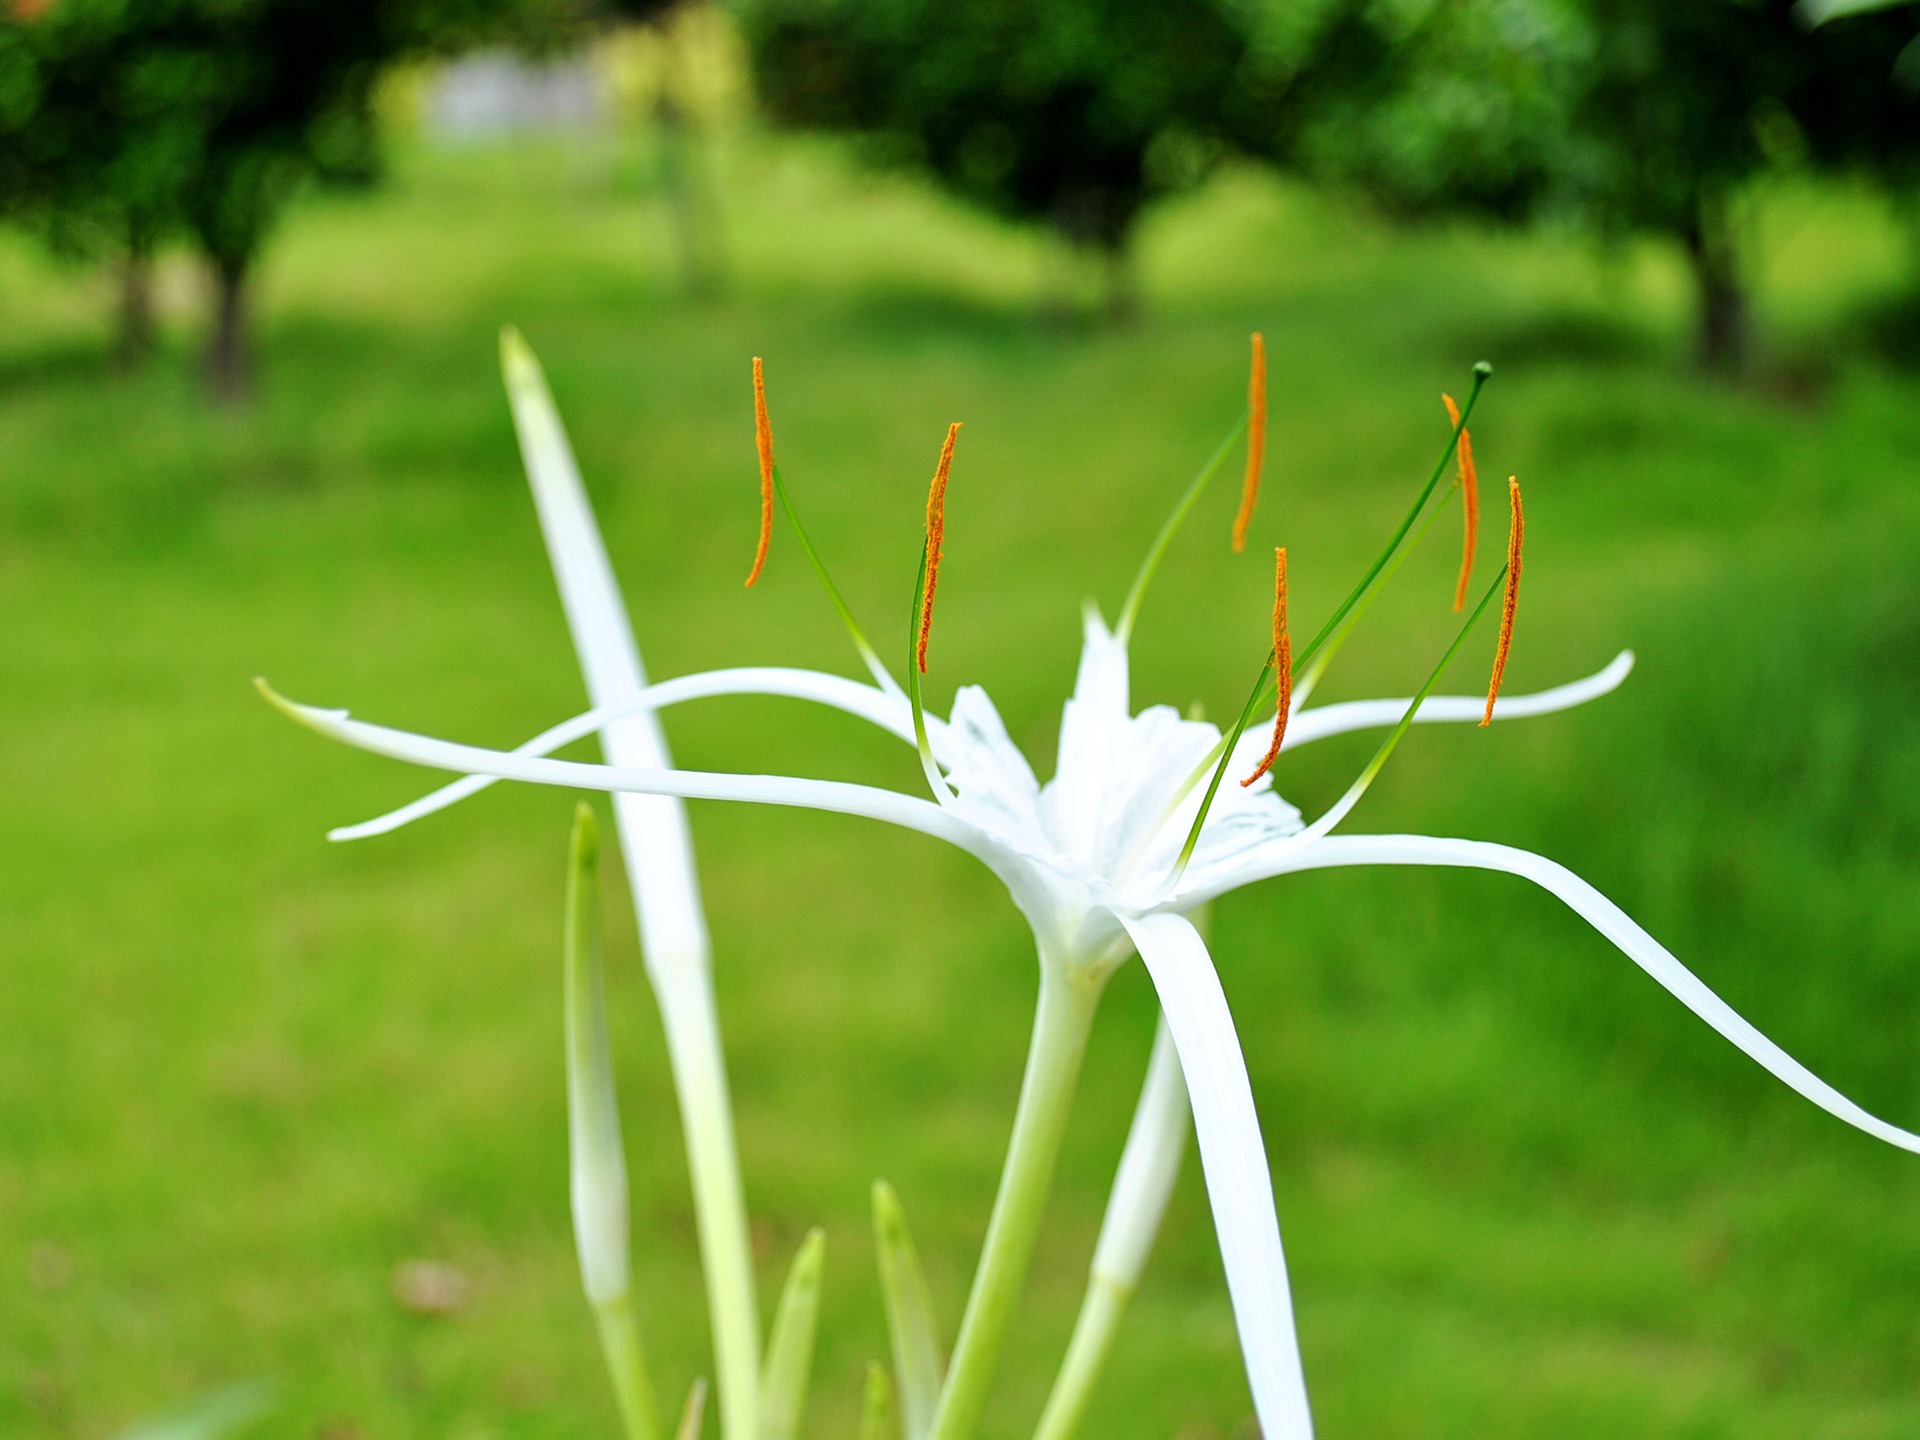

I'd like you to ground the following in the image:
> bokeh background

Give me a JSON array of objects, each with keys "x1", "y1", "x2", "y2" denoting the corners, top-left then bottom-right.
[{"x1": 4, "y1": 1, "x2": 1920, "y2": 1436}]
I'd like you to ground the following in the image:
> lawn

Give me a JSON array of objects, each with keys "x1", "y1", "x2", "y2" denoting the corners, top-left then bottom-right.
[{"x1": 3, "y1": 128, "x2": 1920, "y2": 1440}]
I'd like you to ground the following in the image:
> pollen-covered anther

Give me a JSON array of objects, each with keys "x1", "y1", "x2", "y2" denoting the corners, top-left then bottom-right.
[
  {"x1": 1231, "y1": 332, "x2": 1267, "y2": 553},
  {"x1": 1443, "y1": 392, "x2": 1479, "y2": 611},
  {"x1": 1241, "y1": 547, "x2": 1292, "y2": 786},
  {"x1": 1481, "y1": 475, "x2": 1524, "y2": 726},
  {"x1": 917, "y1": 421, "x2": 962, "y2": 673},
  {"x1": 745, "y1": 356, "x2": 776, "y2": 587}
]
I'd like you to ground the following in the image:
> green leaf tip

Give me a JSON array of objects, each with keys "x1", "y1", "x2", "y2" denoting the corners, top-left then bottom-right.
[
  {"x1": 871, "y1": 1181, "x2": 944, "y2": 1440},
  {"x1": 760, "y1": 1228, "x2": 828, "y2": 1440},
  {"x1": 111, "y1": 1381, "x2": 275, "y2": 1440},
  {"x1": 674, "y1": 1378, "x2": 708, "y2": 1440},
  {"x1": 252, "y1": 678, "x2": 344, "y2": 737},
  {"x1": 499, "y1": 324, "x2": 539, "y2": 383},
  {"x1": 858, "y1": 1363, "x2": 897, "y2": 1440},
  {"x1": 571, "y1": 801, "x2": 599, "y2": 865}
]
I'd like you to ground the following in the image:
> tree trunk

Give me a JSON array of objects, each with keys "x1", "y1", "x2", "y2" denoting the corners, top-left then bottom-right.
[
  {"x1": 204, "y1": 256, "x2": 251, "y2": 403},
  {"x1": 655, "y1": 87, "x2": 725, "y2": 302},
  {"x1": 1101, "y1": 236, "x2": 1140, "y2": 327},
  {"x1": 113, "y1": 245, "x2": 155, "y2": 372},
  {"x1": 1683, "y1": 192, "x2": 1750, "y2": 379}
]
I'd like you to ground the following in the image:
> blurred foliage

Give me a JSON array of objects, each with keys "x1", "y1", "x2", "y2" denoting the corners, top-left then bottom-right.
[
  {"x1": 1239, "y1": 0, "x2": 1920, "y2": 373},
  {"x1": 743, "y1": 0, "x2": 1254, "y2": 317},
  {"x1": 739, "y1": 0, "x2": 1920, "y2": 365},
  {"x1": 0, "y1": 0, "x2": 526, "y2": 388}
]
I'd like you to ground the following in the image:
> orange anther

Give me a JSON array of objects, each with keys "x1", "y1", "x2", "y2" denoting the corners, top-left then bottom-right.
[
  {"x1": 1443, "y1": 393, "x2": 1479, "y2": 612},
  {"x1": 744, "y1": 357, "x2": 776, "y2": 588},
  {"x1": 917, "y1": 422, "x2": 962, "y2": 673},
  {"x1": 1481, "y1": 476, "x2": 1524, "y2": 726},
  {"x1": 1232, "y1": 333, "x2": 1267, "y2": 553},
  {"x1": 1241, "y1": 547, "x2": 1292, "y2": 786}
]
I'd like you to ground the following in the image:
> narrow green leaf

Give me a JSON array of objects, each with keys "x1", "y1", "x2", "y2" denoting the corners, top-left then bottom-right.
[
  {"x1": 857, "y1": 1363, "x2": 897, "y2": 1440},
  {"x1": 871, "y1": 1181, "x2": 943, "y2": 1440},
  {"x1": 761, "y1": 1228, "x2": 827, "y2": 1440},
  {"x1": 112, "y1": 1383, "x2": 274, "y2": 1440},
  {"x1": 568, "y1": 805, "x2": 663, "y2": 1440},
  {"x1": 677, "y1": 1378, "x2": 710, "y2": 1440}
]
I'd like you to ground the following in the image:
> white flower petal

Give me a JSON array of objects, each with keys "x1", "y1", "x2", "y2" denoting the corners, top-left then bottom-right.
[
  {"x1": 1118, "y1": 912, "x2": 1314, "y2": 1440},
  {"x1": 1263, "y1": 834, "x2": 1920, "y2": 1155},
  {"x1": 1259, "y1": 651, "x2": 1635, "y2": 764},
  {"x1": 1046, "y1": 606, "x2": 1132, "y2": 863},
  {"x1": 266, "y1": 683, "x2": 997, "y2": 858},
  {"x1": 330, "y1": 666, "x2": 922, "y2": 841},
  {"x1": 943, "y1": 684, "x2": 1048, "y2": 844}
]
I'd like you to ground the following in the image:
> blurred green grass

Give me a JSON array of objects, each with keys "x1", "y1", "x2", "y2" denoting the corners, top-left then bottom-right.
[{"x1": 3, "y1": 132, "x2": 1920, "y2": 1439}]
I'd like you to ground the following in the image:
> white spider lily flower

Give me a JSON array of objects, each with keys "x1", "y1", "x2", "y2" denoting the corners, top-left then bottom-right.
[
  {"x1": 260, "y1": 611, "x2": 1659, "y2": 1440},
  {"x1": 265, "y1": 348, "x2": 1920, "y2": 1440}
]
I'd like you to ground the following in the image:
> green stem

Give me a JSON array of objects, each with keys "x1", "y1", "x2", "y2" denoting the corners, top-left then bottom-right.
[
  {"x1": 594, "y1": 1292, "x2": 666, "y2": 1440},
  {"x1": 927, "y1": 961, "x2": 1106, "y2": 1440},
  {"x1": 652, "y1": 962, "x2": 761, "y2": 1440},
  {"x1": 1029, "y1": 1277, "x2": 1130, "y2": 1440}
]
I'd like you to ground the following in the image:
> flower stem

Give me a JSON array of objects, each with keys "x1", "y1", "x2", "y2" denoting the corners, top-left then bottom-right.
[
  {"x1": 1029, "y1": 1275, "x2": 1130, "y2": 1440},
  {"x1": 593, "y1": 1292, "x2": 666, "y2": 1440},
  {"x1": 927, "y1": 960, "x2": 1105, "y2": 1440},
  {"x1": 652, "y1": 961, "x2": 761, "y2": 1440}
]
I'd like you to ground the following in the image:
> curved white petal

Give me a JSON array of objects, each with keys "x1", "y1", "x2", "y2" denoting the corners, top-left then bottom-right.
[
  {"x1": 1262, "y1": 834, "x2": 1920, "y2": 1155},
  {"x1": 1259, "y1": 650, "x2": 1635, "y2": 761},
  {"x1": 330, "y1": 666, "x2": 923, "y2": 841},
  {"x1": 1117, "y1": 912, "x2": 1314, "y2": 1440},
  {"x1": 265, "y1": 684, "x2": 996, "y2": 858}
]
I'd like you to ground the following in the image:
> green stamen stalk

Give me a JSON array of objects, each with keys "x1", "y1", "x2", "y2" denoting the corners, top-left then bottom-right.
[
  {"x1": 1292, "y1": 483, "x2": 1458, "y2": 708},
  {"x1": 771, "y1": 463, "x2": 893, "y2": 689},
  {"x1": 1304, "y1": 562, "x2": 1509, "y2": 839},
  {"x1": 1116, "y1": 413, "x2": 1249, "y2": 644},
  {"x1": 1163, "y1": 364, "x2": 1492, "y2": 873},
  {"x1": 906, "y1": 543, "x2": 951, "y2": 802},
  {"x1": 1170, "y1": 659, "x2": 1274, "y2": 880}
]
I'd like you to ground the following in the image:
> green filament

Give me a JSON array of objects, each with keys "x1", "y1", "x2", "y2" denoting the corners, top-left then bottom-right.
[
  {"x1": 906, "y1": 542, "x2": 950, "y2": 802},
  {"x1": 1167, "y1": 362, "x2": 1491, "y2": 876},
  {"x1": 1115, "y1": 413, "x2": 1249, "y2": 645},
  {"x1": 1310, "y1": 560, "x2": 1510, "y2": 834},
  {"x1": 770, "y1": 463, "x2": 893, "y2": 689}
]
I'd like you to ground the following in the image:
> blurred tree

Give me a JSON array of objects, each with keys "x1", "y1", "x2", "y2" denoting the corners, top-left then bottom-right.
[
  {"x1": 1234, "y1": 0, "x2": 1919, "y2": 377},
  {"x1": 1566, "y1": 0, "x2": 1916, "y2": 375},
  {"x1": 0, "y1": 0, "x2": 212, "y2": 366},
  {"x1": 743, "y1": 0, "x2": 1252, "y2": 320},
  {"x1": 0, "y1": 0, "x2": 519, "y2": 396}
]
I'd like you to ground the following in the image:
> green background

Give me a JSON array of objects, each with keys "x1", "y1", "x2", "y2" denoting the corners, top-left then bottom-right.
[{"x1": 3, "y1": 134, "x2": 1919, "y2": 1437}]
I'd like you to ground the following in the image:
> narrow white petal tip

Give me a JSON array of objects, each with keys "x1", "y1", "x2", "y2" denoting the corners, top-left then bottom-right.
[
  {"x1": 1604, "y1": 649, "x2": 1636, "y2": 685},
  {"x1": 254, "y1": 678, "x2": 348, "y2": 730}
]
